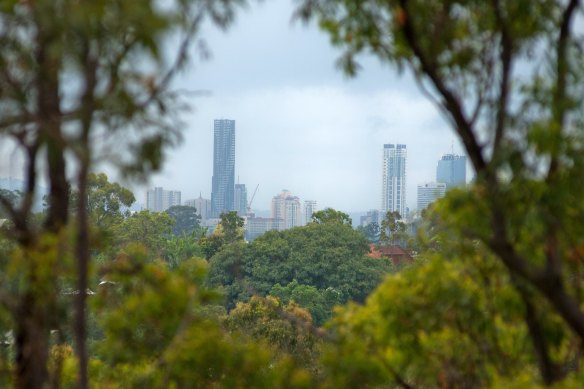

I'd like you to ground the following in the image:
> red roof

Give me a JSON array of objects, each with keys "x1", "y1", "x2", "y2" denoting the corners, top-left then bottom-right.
[{"x1": 368, "y1": 244, "x2": 413, "y2": 265}]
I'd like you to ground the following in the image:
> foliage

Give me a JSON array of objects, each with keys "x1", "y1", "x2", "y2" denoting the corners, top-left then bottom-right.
[
  {"x1": 321, "y1": 253, "x2": 533, "y2": 388},
  {"x1": 208, "y1": 222, "x2": 393, "y2": 319},
  {"x1": 356, "y1": 221, "x2": 380, "y2": 243},
  {"x1": 91, "y1": 250, "x2": 313, "y2": 388},
  {"x1": 165, "y1": 205, "x2": 201, "y2": 236},
  {"x1": 111, "y1": 210, "x2": 174, "y2": 261},
  {"x1": 298, "y1": 0, "x2": 584, "y2": 384},
  {"x1": 162, "y1": 231, "x2": 206, "y2": 269},
  {"x1": 270, "y1": 280, "x2": 342, "y2": 326},
  {"x1": 0, "y1": 189, "x2": 21, "y2": 219},
  {"x1": 310, "y1": 208, "x2": 352, "y2": 226},
  {"x1": 226, "y1": 296, "x2": 323, "y2": 375},
  {"x1": 379, "y1": 211, "x2": 407, "y2": 246},
  {"x1": 85, "y1": 173, "x2": 135, "y2": 229},
  {"x1": 200, "y1": 211, "x2": 245, "y2": 259},
  {"x1": 217, "y1": 211, "x2": 246, "y2": 243}
]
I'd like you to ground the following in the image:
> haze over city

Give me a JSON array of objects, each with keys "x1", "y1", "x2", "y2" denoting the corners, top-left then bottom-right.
[
  {"x1": 146, "y1": 0, "x2": 468, "y2": 212},
  {"x1": 0, "y1": 0, "x2": 469, "y2": 212}
]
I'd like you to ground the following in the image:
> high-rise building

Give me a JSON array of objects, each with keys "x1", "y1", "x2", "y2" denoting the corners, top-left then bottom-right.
[
  {"x1": 271, "y1": 190, "x2": 302, "y2": 229},
  {"x1": 211, "y1": 119, "x2": 236, "y2": 217},
  {"x1": 146, "y1": 187, "x2": 181, "y2": 212},
  {"x1": 436, "y1": 153, "x2": 466, "y2": 188},
  {"x1": 184, "y1": 194, "x2": 211, "y2": 221},
  {"x1": 381, "y1": 144, "x2": 407, "y2": 217},
  {"x1": 234, "y1": 184, "x2": 248, "y2": 216},
  {"x1": 303, "y1": 200, "x2": 317, "y2": 225},
  {"x1": 417, "y1": 182, "x2": 447, "y2": 210},
  {"x1": 360, "y1": 209, "x2": 380, "y2": 227}
]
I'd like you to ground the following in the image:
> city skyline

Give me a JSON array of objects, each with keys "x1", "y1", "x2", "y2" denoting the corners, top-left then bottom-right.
[{"x1": 143, "y1": 0, "x2": 467, "y2": 212}]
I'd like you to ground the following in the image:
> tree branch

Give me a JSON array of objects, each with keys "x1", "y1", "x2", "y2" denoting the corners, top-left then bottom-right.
[
  {"x1": 513, "y1": 279, "x2": 563, "y2": 385},
  {"x1": 491, "y1": 0, "x2": 513, "y2": 156},
  {"x1": 398, "y1": 0, "x2": 486, "y2": 173}
]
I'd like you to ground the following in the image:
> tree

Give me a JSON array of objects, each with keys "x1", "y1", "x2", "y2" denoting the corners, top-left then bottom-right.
[
  {"x1": 92, "y1": 254, "x2": 314, "y2": 388},
  {"x1": 311, "y1": 208, "x2": 352, "y2": 226},
  {"x1": 0, "y1": 1, "x2": 245, "y2": 386},
  {"x1": 357, "y1": 221, "x2": 380, "y2": 243},
  {"x1": 166, "y1": 205, "x2": 201, "y2": 236},
  {"x1": 270, "y1": 280, "x2": 342, "y2": 326},
  {"x1": 299, "y1": 0, "x2": 584, "y2": 384},
  {"x1": 208, "y1": 222, "x2": 393, "y2": 315},
  {"x1": 379, "y1": 211, "x2": 407, "y2": 246},
  {"x1": 226, "y1": 296, "x2": 323, "y2": 375},
  {"x1": 112, "y1": 210, "x2": 174, "y2": 260},
  {"x1": 199, "y1": 211, "x2": 245, "y2": 259},
  {"x1": 86, "y1": 173, "x2": 135, "y2": 229},
  {"x1": 218, "y1": 211, "x2": 246, "y2": 243}
]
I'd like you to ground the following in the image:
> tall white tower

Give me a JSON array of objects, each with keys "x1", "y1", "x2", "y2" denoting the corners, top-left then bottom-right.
[{"x1": 381, "y1": 144, "x2": 407, "y2": 217}]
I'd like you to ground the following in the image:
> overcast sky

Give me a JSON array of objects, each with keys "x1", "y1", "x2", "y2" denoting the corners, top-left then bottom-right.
[{"x1": 144, "y1": 0, "x2": 466, "y2": 212}]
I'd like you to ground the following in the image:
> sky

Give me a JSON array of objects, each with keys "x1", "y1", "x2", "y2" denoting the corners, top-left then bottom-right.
[{"x1": 0, "y1": 0, "x2": 466, "y2": 213}]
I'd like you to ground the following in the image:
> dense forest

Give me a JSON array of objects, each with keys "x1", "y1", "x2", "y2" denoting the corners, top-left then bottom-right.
[{"x1": 2, "y1": 0, "x2": 584, "y2": 387}]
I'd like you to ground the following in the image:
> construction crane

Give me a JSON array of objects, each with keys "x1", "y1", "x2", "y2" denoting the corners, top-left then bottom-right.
[{"x1": 247, "y1": 184, "x2": 259, "y2": 216}]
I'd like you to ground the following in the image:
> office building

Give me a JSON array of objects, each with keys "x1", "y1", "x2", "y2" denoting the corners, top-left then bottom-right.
[
  {"x1": 436, "y1": 153, "x2": 466, "y2": 188},
  {"x1": 234, "y1": 183, "x2": 248, "y2": 216},
  {"x1": 381, "y1": 144, "x2": 407, "y2": 217},
  {"x1": 245, "y1": 217, "x2": 285, "y2": 241},
  {"x1": 303, "y1": 200, "x2": 317, "y2": 225},
  {"x1": 271, "y1": 190, "x2": 302, "y2": 229},
  {"x1": 211, "y1": 119, "x2": 235, "y2": 217},
  {"x1": 360, "y1": 209, "x2": 380, "y2": 227},
  {"x1": 417, "y1": 182, "x2": 447, "y2": 210},
  {"x1": 184, "y1": 195, "x2": 211, "y2": 221},
  {"x1": 146, "y1": 187, "x2": 181, "y2": 212}
]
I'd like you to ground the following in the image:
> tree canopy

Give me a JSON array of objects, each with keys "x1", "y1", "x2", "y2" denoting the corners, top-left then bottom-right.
[
  {"x1": 310, "y1": 208, "x2": 352, "y2": 226},
  {"x1": 207, "y1": 221, "x2": 393, "y2": 324},
  {"x1": 166, "y1": 205, "x2": 201, "y2": 236}
]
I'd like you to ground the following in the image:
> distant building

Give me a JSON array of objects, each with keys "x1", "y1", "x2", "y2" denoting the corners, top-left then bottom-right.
[
  {"x1": 360, "y1": 209, "x2": 380, "y2": 227},
  {"x1": 436, "y1": 153, "x2": 466, "y2": 188},
  {"x1": 145, "y1": 187, "x2": 181, "y2": 212},
  {"x1": 211, "y1": 119, "x2": 236, "y2": 217},
  {"x1": 417, "y1": 182, "x2": 447, "y2": 210},
  {"x1": 303, "y1": 200, "x2": 317, "y2": 225},
  {"x1": 234, "y1": 184, "x2": 248, "y2": 216},
  {"x1": 184, "y1": 195, "x2": 211, "y2": 221},
  {"x1": 381, "y1": 144, "x2": 407, "y2": 217},
  {"x1": 201, "y1": 218, "x2": 221, "y2": 235},
  {"x1": 245, "y1": 217, "x2": 285, "y2": 241},
  {"x1": 271, "y1": 190, "x2": 302, "y2": 229}
]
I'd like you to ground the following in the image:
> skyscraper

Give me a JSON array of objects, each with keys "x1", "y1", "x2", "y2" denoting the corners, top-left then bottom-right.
[
  {"x1": 211, "y1": 119, "x2": 235, "y2": 217},
  {"x1": 234, "y1": 183, "x2": 248, "y2": 216},
  {"x1": 146, "y1": 187, "x2": 181, "y2": 212},
  {"x1": 381, "y1": 144, "x2": 407, "y2": 217},
  {"x1": 417, "y1": 182, "x2": 447, "y2": 210},
  {"x1": 271, "y1": 190, "x2": 302, "y2": 229},
  {"x1": 436, "y1": 153, "x2": 467, "y2": 188},
  {"x1": 184, "y1": 194, "x2": 211, "y2": 221},
  {"x1": 303, "y1": 200, "x2": 318, "y2": 225}
]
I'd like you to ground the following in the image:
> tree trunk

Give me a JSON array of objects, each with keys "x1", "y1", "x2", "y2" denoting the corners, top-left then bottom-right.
[{"x1": 15, "y1": 292, "x2": 50, "y2": 389}]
